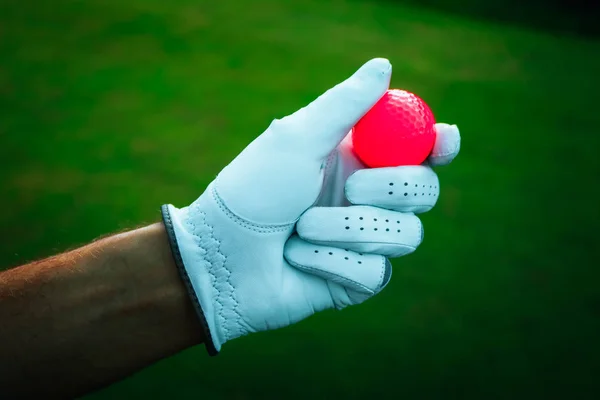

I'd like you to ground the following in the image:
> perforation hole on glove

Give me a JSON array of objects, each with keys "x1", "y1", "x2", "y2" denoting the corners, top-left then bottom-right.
[
  {"x1": 339, "y1": 215, "x2": 402, "y2": 234},
  {"x1": 395, "y1": 181, "x2": 437, "y2": 197},
  {"x1": 311, "y1": 247, "x2": 366, "y2": 264}
]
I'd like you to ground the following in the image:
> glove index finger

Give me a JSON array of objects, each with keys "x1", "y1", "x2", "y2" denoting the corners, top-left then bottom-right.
[{"x1": 345, "y1": 166, "x2": 440, "y2": 214}]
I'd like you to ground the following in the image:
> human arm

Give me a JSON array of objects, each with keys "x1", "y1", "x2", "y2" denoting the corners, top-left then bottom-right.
[
  {"x1": 0, "y1": 57, "x2": 461, "y2": 398},
  {"x1": 0, "y1": 223, "x2": 203, "y2": 399}
]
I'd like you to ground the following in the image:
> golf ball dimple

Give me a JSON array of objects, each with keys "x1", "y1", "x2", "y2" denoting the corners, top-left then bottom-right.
[{"x1": 352, "y1": 89, "x2": 436, "y2": 167}]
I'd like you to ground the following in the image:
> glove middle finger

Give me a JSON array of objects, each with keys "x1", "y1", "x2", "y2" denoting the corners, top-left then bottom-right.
[{"x1": 296, "y1": 205, "x2": 423, "y2": 258}]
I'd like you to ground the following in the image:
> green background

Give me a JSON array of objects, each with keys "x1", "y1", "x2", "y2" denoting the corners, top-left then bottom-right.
[{"x1": 1, "y1": 0, "x2": 599, "y2": 398}]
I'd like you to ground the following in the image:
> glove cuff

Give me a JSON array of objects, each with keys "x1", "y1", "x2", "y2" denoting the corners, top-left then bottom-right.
[{"x1": 161, "y1": 204, "x2": 219, "y2": 356}]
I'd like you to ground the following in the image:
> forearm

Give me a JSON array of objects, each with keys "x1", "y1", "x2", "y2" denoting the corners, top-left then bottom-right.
[{"x1": 0, "y1": 223, "x2": 203, "y2": 399}]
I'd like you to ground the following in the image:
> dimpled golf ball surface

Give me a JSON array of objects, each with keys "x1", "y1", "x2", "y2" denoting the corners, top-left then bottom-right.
[{"x1": 352, "y1": 89, "x2": 436, "y2": 167}]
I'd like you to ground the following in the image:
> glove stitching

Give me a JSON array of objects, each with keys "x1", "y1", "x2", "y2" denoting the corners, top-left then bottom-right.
[
  {"x1": 211, "y1": 186, "x2": 295, "y2": 233},
  {"x1": 204, "y1": 191, "x2": 251, "y2": 339},
  {"x1": 324, "y1": 149, "x2": 337, "y2": 174},
  {"x1": 296, "y1": 233, "x2": 418, "y2": 251},
  {"x1": 378, "y1": 257, "x2": 385, "y2": 288},
  {"x1": 221, "y1": 248, "x2": 247, "y2": 339},
  {"x1": 312, "y1": 150, "x2": 338, "y2": 207},
  {"x1": 289, "y1": 260, "x2": 374, "y2": 295},
  {"x1": 340, "y1": 202, "x2": 435, "y2": 211},
  {"x1": 188, "y1": 202, "x2": 231, "y2": 342}
]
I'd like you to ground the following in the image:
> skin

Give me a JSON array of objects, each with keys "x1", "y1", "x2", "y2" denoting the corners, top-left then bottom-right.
[{"x1": 0, "y1": 223, "x2": 203, "y2": 399}]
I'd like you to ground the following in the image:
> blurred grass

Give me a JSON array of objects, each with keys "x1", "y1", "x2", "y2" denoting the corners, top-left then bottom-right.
[
  {"x1": 1, "y1": 0, "x2": 600, "y2": 398},
  {"x1": 394, "y1": 0, "x2": 600, "y2": 38}
]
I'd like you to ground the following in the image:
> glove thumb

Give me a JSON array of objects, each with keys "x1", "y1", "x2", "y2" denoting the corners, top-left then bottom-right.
[
  {"x1": 214, "y1": 59, "x2": 392, "y2": 225},
  {"x1": 271, "y1": 58, "x2": 392, "y2": 161}
]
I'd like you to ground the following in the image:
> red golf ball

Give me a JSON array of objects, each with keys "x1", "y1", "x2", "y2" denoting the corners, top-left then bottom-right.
[{"x1": 352, "y1": 89, "x2": 436, "y2": 167}]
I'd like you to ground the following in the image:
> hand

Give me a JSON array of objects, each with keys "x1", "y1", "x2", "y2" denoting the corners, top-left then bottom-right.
[{"x1": 162, "y1": 58, "x2": 460, "y2": 355}]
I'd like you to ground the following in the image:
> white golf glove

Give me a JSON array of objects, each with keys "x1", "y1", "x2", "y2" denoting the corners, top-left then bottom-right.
[{"x1": 162, "y1": 58, "x2": 461, "y2": 355}]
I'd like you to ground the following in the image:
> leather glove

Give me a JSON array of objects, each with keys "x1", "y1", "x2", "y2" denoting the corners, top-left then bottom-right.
[{"x1": 162, "y1": 58, "x2": 461, "y2": 355}]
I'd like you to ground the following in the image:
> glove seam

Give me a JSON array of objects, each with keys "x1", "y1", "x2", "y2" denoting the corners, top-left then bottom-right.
[
  {"x1": 296, "y1": 234, "x2": 418, "y2": 251},
  {"x1": 185, "y1": 206, "x2": 229, "y2": 342},
  {"x1": 311, "y1": 150, "x2": 337, "y2": 207},
  {"x1": 378, "y1": 257, "x2": 385, "y2": 288},
  {"x1": 211, "y1": 186, "x2": 296, "y2": 233},
  {"x1": 337, "y1": 199, "x2": 436, "y2": 208},
  {"x1": 287, "y1": 259, "x2": 374, "y2": 295},
  {"x1": 187, "y1": 201, "x2": 248, "y2": 343},
  {"x1": 220, "y1": 243, "x2": 245, "y2": 341}
]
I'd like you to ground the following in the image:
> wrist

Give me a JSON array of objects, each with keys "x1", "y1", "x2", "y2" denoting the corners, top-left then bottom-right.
[{"x1": 128, "y1": 223, "x2": 204, "y2": 350}]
